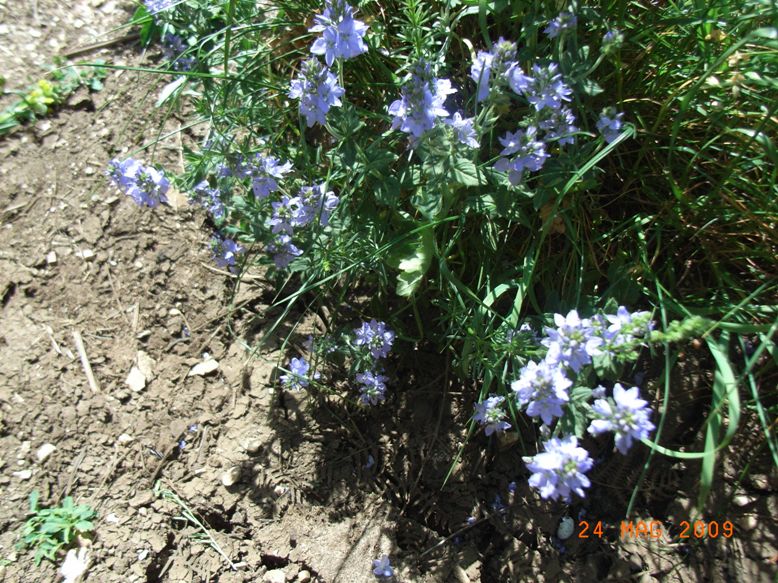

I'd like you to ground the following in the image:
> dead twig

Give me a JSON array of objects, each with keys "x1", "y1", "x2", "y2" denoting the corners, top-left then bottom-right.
[
  {"x1": 72, "y1": 330, "x2": 101, "y2": 393},
  {"x1": 61, "y1": 32, "x2": 141, "y2": 59}
]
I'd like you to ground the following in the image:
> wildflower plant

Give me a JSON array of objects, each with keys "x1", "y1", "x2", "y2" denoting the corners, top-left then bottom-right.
[
  {"x1": 119, "y1": 0, "x2": 777, "y2": 514},
  {"x1": 17, "y1": 492, "x2": 95, "y2": 566}
]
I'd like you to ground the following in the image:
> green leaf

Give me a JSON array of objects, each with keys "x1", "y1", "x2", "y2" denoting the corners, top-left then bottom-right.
[
  {"x1": 581, "y1": 78, "x2": 604, "y2": 96},
  {"x1": 29, "y1": 491, "x2": 40, "y2": 513},
  {"x1": 411, "y1": 186, "x2": 442, "y2": 220},
  {"x1": 74, "y1": 520, "x2": 94, "y2": 533},
  {"x1": 156, "y1": 76, "x2": 187, "y2": 107},
  {"x1": 450, "y1": 157, "x2": 482, "y2": 187},
  {"x1": 394, "y1": 228, "x2": 435, "y2": 297},
  {"x1": 375, "y1": 176, "x2": 400, "y2": 207}
]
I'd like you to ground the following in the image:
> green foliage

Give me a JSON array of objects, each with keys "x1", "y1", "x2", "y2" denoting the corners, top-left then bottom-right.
[
  {"x1": 120, "y1": 0, "x2": 777, "y2": 509},
  {"x1": 0, "y1": 61, "x2": 107, "y2": 137},
  {"x1": 17, "y1": 492, "x2": 95, "y2": 566}
]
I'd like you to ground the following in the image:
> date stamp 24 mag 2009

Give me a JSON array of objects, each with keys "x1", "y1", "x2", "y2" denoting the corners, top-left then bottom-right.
[{"x1": 577, "y1": 519, "x2": 735, "y2": 540}]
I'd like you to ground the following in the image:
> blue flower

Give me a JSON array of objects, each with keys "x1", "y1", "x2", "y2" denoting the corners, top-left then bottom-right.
[
  {"x1": 267, "y1": 233, "x2": 303, "y2": 268},
  {"x1": 493, "y1": 126, "x2": 549, "y2": 185},
  {"x1": 372, "y1": 555, "x2": 393, "y2": 578},
  {"x1": 249, "y1": 153, "x2": 293, "y2": 199},
  {"x1": 588, "y1": 384, "x2": 655, "y2": 454},
  {"x1": 444, "y1": 112, "x2": 480, "y2": 148},
  {"x1": 542, "y1": 310, "x2": 603, "y2": 373},
  {"x1": 596, "y1": 108, "x2": 625, "y2": 143},
  {"x1": 473, "y1": 395, "x2": 512, "y2": 436},
  {"x1": 309, "y1": 0, "x2": 369, "y2": 66},
  {"x1": 297, "y1": 183, "x2": 340, "y2": 227},
  {"x1": 511, "y1": 63, "x2": 573, "y2": 112},
  {"x1": 107, "y1": 158, "x2": 169, "y2": 207},
  {"x1": 602, "y1": 29, "x2": 624, "y2": 51},
  {"x1": 511, "y1": 360, "x2": 572, "y2": 426},
  {"x1": 289, "y1": 58, "x2": 346, "y2": 128},
  {"x1": 544, "y1": 12, "x2": 577, "y2": 38},
  {"x1": 144, "y1": 0, "x2": 175, "y2": 14},
  {"x1": 603, "y1": 306, "x2": 653, "y2": 347},
  {"x1": 354, "y1": 319, "x2": 395, "y2": 359},
  {"x1": 524, "y1": 436, "x2": 593, "y2": 501},
  {"x1": 162, "y1": 33, "x2": 195, "y2": 71},
  {"x1": 388, "y1": 60, "x2": 456, "y2": 142},
  {"x1": 356, "y1": 371, "x2": 388, "y2": 405},
  {"x1": 469, "y1": 37, "x2": 517, "y2": 102},
  {"x1": 280, "y1": 356, "x2": 319, "y2": 390},
  {"x1": 538, "y1": 106, "x2": 578, "y2": 145},
  {"x1": 192, "y1": 180, "x2": 225, "y2": 219},
  {"x1": 210, "y1": 234, "x2": 244, "y2": 272}
]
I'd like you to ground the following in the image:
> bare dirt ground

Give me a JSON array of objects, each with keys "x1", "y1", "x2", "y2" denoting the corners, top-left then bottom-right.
[{"x1": 0, "y1": 2, "x2": 776, "y2": 583}]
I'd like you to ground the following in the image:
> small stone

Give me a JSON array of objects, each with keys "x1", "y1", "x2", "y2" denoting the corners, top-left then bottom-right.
[
  {"x1": 737, "y1": 514, "x2": 758, "y2": 530},
  {"x1": 36, "y1": 443, "x2": 56, "y2": 462},
  {"x1": 557, "y1": 516, "x2": 575, "y2": 540},
  {"x1": 296, "y1": 571, "x2": 311, "y2": 583},
  {"x1": 117, "y1": 433, "x2": 134, "y2": 445},
  {"x1": 105, "y1": 513, "x2": 120, "y2": 524},
  {"x1": 733, "y1": 494, "x2": 755, "y2": 507},
  {"x1": 245, "y1": 439, "x2": 262, "y2": 455},
  {"x1": 13, "y1": 469, "x2": 32, "y2": 480},
  {"x1": 126, "y1": 366, "x2": 146, "y2": 392},
  {"x1": 136, "y1": 351, "x2": 155, "y2": 380},
  {"x1": 221, "y1": 466, "x2": 241, "y2": 487},
  {"x1": 77, "y1": 249, "x2": 95, "y2": 261},
  {"x1": 46, "y1": 251, "x2": 57, "y2": 265},
  {"x1": 146, "y1": 532, "x2": 166, "y2": 553},
  {"x1": 129, "y1": 491, "x2": 154, "y2": 508},
  {"x1": 189, "y1": 358, "x2": 219, "y2": 377},
  {"x1": 263, "y1": 569, "x2": 286, "y2": 583}
]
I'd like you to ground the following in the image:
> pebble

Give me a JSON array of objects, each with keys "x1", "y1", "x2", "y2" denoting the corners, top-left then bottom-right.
[
  {"x1": 733, "y1": 494, "x2": 755, "y2": 507},
  {"x1": 557, "y1": 516, "x2": 575, "y2": 540},
  {"x1": 245, "y1": 439, "x2": 263, "y2": 455},
  {"x1": 129, "y1": 491, "x2": 154, "y2": 508},
  {"x1": 263, "y1": 569, "x2": 286, "y2": 583},
  {"x1": 126, "y1": 366, "x2": 146, "y2": 392},
  {"x1": 36, "y1": 443, "x2": 56, "y2": 462},
  {"x1": 296, "y1": 571, "x2": 311, "y2": 583},
  {"x1": 77, "y1": 249, "x2": 95, "y2": 261},
  {"x1": 117, "y1": 433, "x2": 134, "y2": 445},
  {"x1": 13, "y1": 469, "x2": 33, "y2": 480},
  {"x1": 221, "y1": 466, "x2": 241, "y2": 487},
  {"x1": 46, "y1": 251, "x2": 57, "y2": 265}
]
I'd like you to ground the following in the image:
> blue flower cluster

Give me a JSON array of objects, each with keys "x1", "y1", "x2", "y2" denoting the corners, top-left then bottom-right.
[
  {"x1": 210, "y1": 233, "x2": 244, "y2": 272},
  {"x1": 162, "y1": 33, "x2": 195, "y2": 72},
  {"x1": 470, "y1": 37, "x2": 518, "y2": 102},
  {"x1": 144, "y1": 0, "x2": 175, "y2": 15},
  {"x1": 544, "y1": 12, "x2": 577, "y2": 39},
  {"x1": 232, "y1": 152, "x2": 294, "y2": 199},
  {"x1": 289, "y1": 0, "x2": 368, "y2": 127},
  {"x1": 107, "y1": 158, "x2": 169, "y2": 207},
  {"x1": 596, "y1": 107, "x2": 625, "y2": 143},
  {"x1": 471, "y1": 307, "x2": 656, "y2": 501},
  {"x1": 289, "y1": 59, "x2": 345, "y2": 128},
  {"x1": 309, "y1": 0, "x2": 369, "y2": 66},
  {"x1": 353, "y1": 319, "x2": 395, "y2": 405},
  {"x1": 473, "y1": 394, "x2": 511, "y2": 436},
  {"x1": 267, "y1": 183, "x2": 339, "y2": 268},
  {"x1": 280, "y1": 356, "x2": 320, "y2": 391},
  {"x1": 524, "y1": 436, "x2": 593, "y2": 501},
  {"x1": 589, "y1": 383, "x2": 655, "y2": 454},
  {"x1": 388, "y1": 60, "x2": 456, "y2": 143},
  {"x1": 191, "y1": 180, "x2": 225, "y2": 220}
]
